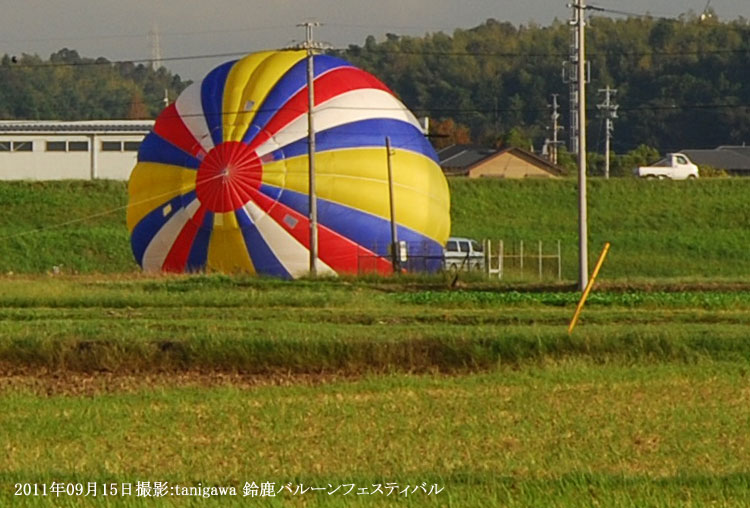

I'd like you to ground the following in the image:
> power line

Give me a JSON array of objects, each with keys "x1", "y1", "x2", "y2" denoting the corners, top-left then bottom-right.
[
  {"x1": 587, "y1": 4, "x2": 671, "y2": 19},
  {"x1": 2, "y1": 100, "x2": 747, "y2": 124},
  {"x1": 3, "y1": 43, "x2": 750, "y2": 71},
  {"x1": 2, "y1": 50, "x2": 253, "y2": 69}
]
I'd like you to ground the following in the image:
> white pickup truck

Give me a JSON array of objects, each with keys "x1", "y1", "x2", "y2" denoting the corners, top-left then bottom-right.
[{"x1": 634, "y1": 153, "x2": 699, "y2": 180}]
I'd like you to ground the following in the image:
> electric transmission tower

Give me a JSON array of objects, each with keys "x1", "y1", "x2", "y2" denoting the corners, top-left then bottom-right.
[{"x1": 149, "y1": 22, "x2": 163, "y2": 71}]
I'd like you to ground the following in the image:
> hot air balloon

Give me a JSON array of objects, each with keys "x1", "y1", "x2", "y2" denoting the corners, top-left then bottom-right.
[{"x1": 127, "y1": 50, "x2": 450, "y2": 278}]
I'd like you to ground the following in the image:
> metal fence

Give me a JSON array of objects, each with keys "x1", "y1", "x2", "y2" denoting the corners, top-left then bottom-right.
[
  {"x1": 484, "y1": 239, "x2": 562, "y2": 281},
  {"x1": 356, "y1": 240, "x2": 444, "y2": 275},
  {"x1": 354, "y1": 239, "x2": 563, "y2": 279}
]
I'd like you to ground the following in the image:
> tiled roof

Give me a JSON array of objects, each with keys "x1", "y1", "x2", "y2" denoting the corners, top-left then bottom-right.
[
  {"x1": 680, "y1": 148, "x2": 750, "y2": 171},
  {"x1": 437, "y1": 145, "x2": 498, "y2": 169},
  {"x1": 718, "y1": 146, "x2": 750, "y2": 162}
]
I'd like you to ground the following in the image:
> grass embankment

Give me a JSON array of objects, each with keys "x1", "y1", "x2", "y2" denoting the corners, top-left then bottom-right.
[
  {"x1": 0, "y1": 180, "x2": 131, "y2": 273},
  {"x1": 450, "y1": 177, "x2": 750, "y2": 279},
  {"x1": 1, "y1": 178, "x2": 750, "y2": 279}
]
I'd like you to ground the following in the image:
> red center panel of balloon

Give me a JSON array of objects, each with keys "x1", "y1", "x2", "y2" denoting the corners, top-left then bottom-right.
[{"x1": 195, "y1": 141, "x2": 263, "y2": 213}]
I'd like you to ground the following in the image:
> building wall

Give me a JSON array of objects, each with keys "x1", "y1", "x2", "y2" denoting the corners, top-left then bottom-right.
[
  {"x1": 467, "y1": 152, "x2": 558, "y2": 179},
  {"x1": 0, "y1": 133, "x2": 145, "y2": 181}
]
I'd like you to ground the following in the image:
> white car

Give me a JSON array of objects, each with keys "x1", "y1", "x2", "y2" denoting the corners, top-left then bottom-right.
[{"x1": 444, "y1": 237, "x2": 484, "y2": 272}]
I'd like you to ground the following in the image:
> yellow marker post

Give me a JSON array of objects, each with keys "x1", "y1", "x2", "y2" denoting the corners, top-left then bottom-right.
[{"x1": 568, "y1": 242, "x2": 611, "y2": 334}]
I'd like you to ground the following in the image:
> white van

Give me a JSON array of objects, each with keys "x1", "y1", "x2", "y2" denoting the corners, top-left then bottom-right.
[{"x1": 444, "y1": 237, "x2": 484, "y2": 272}]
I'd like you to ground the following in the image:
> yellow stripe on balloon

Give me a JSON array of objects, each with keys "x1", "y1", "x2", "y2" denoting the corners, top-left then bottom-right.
[
  {"x1": 127, "y1": 161, "x2": 196, "y2": 232},
  {"x1": 223, "y1": 50, "x2": 306, "y2": 143},
  {"x1": 261, "y1": 148, "x2": 450, "y2": 244},
  {"x1": 206, "y1": 212, "x2": 256, "y2": 273}
]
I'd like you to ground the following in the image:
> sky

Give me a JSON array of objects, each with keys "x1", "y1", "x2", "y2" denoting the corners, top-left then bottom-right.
[{"x1": 0, "y1": 0, "x2": 746, "y2": 81}]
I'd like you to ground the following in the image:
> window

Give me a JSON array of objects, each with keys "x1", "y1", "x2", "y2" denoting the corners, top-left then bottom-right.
[
  {"x1": 12, "y1": 141, "x2": 32, "y2": 152},
  {"x1": 459, "y1": 241, "x2": 470, "y2": 253},
  {"x1": 446, "y1": 241, "x2": 457, "y2": 252},
  {"x1": 471, "y1": 240, "x2": 483, "y2": 253},
  {"x1": 123, "y1": 141, "x2": 141, "y2": 151},
  {"x1": 101, "y1": 141, "x2": 122, "y2": 151},
  {"x1": 68, "y1": 141, "x2": 89, "y2": 152},
  {"x1": 46, "y1": 141, "x2": 67, "y2": 152},
  {"x1": 0, "y1": 141, "x2": 9, "y2": 152},
  {"x1": 676, "y1": 155, "x2": 687, "y2": 165}
]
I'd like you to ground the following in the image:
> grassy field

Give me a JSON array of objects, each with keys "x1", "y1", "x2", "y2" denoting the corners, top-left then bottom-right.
[
  {"x1": 2, "y1": 178, "x2": 750, "y2": 505},
  {"x1": 2, "y1": 275, "x2": 750, "y2": 506},
  {"x1": 4, "y1": 363, "x2": 750, "y2": 507},
  {"x1": 1, "y1": 178, "x2": 750, "y2": 279}
]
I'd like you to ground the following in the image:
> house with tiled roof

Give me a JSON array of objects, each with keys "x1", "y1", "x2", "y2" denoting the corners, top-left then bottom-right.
[
  {"x1": 680, "y1": 145, "x2": 750, "y2": 176},
  {"x1": 437, "y1": 145, "x2": 565, "y2": 178}
]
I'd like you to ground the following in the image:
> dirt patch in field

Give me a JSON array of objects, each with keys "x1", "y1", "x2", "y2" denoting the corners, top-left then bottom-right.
[{"x1": 0, "y1": 366, "x2": 357, "y2": 396}]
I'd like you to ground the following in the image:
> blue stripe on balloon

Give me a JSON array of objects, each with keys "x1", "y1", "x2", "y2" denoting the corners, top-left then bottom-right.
[
  {"x1": 257, "y1": 184, "x2": 444, "y2": 271},
  {"x1": 185, "y1": 210, "x2": 213, "y2": 271},
  {"x1": 130, "y1": 190, "x2": 197, "y2": 268},
  {"x1": 270, "y1": 118, "x2": 439, "y2": 163},
  {"x1": 201, "y1": 60, "x2": 236, "y2": 147},
  {"x1": 242, "y1": 55, "x2": 353, "y2": 145},
  {"x1": 137, "y1": 131, "x2": 201, "y2": 169},
  {"x1": 235, "y1": 208, "x2": 292, "y2": 279}
]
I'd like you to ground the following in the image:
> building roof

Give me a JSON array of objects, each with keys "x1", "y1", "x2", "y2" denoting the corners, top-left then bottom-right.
[
  {"x1": 437, "y1": 144, "x2": 564, "y2": 176},
  {"x1": 717, "y1": 145, "x2": 750, "y2": 161},
  {"x1": 437, "y1": 145, "x2": 499, "y2": 171},
  {"x1": 680, "y1": 148, "x2": 750, "y2": 171},
  {"x1": 0, "y1": 120, "x2": 154, "y2": 134}
]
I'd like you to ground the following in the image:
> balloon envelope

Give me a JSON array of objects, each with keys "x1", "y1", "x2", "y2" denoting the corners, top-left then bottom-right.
[{"x1": 127, "y1": 50, "x2": 450, "y2": 278}]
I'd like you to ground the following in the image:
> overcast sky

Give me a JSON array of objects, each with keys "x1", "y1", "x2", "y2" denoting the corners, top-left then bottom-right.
[{"x1": 1, "y1": 0, "x2": 746, "y2": 81}]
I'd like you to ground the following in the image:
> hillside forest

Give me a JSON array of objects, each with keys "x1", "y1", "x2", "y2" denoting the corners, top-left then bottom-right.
[{"x1": 0, "y1": 12, "x2": 748, "y2": 176}]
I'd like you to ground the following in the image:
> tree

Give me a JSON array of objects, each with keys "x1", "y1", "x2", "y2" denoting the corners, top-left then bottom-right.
[
  {"x1": 342, "y1": 16, "x2": 750, "y2": 155},
  {"x1": 430, "y1": 118, "x2": 472, "y2": 149},
  {"x1": 0, "y1": 49, "x2": 188, "y2": 120},
  {"x1": 127, "y1": 91, "x2": 149, "y2": 120},
  {"x1": 611, "y1": 145, "x2": 661, "y2": 177}
]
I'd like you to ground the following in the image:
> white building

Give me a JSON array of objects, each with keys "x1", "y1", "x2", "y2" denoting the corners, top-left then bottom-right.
[{"x1": 0, "y1": 120, "x2": 154, "y2": 181}]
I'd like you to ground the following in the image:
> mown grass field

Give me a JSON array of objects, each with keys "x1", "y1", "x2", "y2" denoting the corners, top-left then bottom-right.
[{"x1": 2, "y1": 275, "x2": 750, "y2": 506}]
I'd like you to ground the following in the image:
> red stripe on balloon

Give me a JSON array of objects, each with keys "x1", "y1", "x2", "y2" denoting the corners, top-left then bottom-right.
[
  {"x1": 246, "y1": 188, "x2": 393, "y2": 275},
  {"x1": 153, "y1": 103, "x2": 207, "y2": 160},
  {"x1": 161, "y1": 205, "x2": 208, "y2": 272},
  {"x1": 246, "y1": 66, "x2": 393, "y2": 153}
]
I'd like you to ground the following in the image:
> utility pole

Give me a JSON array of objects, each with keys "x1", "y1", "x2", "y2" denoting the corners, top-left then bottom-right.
[
  {"x1": 385, "y1": 137, "x2": 400, "y2": 273},
  {"x1": 297, "y1": 21, "x2": 321, "y2": 276},
  {"x1": 573, "y1": 0, "x2": 589, "y2": 290},
  {"x1": 548, "y1": 94, "x2": 563, "y2": 164},
  {"x1": 597, "y1": 86, "x2": 618, "y2": 179}
]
